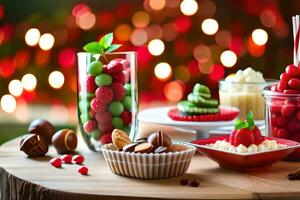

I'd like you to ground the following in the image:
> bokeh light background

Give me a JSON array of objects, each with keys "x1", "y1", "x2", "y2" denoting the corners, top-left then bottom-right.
[{"x1": 0, "y1": 0, "x2": 300, "y2": 124}]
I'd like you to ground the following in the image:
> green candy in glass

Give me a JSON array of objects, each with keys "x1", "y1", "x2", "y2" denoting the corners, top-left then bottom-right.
[
  {"x1": 122, "y1": 96, "x2": 132, "y2": 110},
  {"x1": 95, "y1": 74, "x2": 112, "y2": 86},
  {"x1": 88, "y1": 61, "x2": 103, "y2": 76},
  {"x1": 112, "y1": 117, "x2": 124, "y2": 129},
  {"x1": 108, "y1": 101, "x2": 124, "y2": 117}
]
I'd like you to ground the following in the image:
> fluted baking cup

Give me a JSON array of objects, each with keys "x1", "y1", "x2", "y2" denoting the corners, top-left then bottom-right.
[{"x1": 101, "y1": 143, "x2": 196, "y2": 179}]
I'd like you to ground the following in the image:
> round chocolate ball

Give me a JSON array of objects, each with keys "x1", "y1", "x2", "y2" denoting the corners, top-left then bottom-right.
[
  {"x1": 147, "y1": 131, "x2": 172, "y2": 149},
  {"x1": 52, "y1": 129, "x2": 77, "y2": 154},
  {"x1": 28, "y1": 119, "x2": 56, "y2": 145},
  {"x1": 20, "y1": 134, "x2": 48, "y2": 157}
]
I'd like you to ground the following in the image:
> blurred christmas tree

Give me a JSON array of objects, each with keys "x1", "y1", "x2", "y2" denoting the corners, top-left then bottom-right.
[{"x1": 0, "y1": 0, "x2": 299, "y2": 114}]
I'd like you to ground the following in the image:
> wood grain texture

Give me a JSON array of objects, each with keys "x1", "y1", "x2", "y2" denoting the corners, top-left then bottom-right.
[{"x1": 0, "y1": 136, "x2": 300, "y2": 200}]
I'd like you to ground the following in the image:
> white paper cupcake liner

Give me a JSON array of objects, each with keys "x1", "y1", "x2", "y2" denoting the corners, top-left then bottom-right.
[{"x1": 101, "y1": 143, "x2": 196, "y2": 179}]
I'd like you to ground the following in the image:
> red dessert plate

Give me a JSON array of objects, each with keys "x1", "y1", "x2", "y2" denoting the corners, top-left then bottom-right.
[{"x1": 192, "y1": 135, "x2": 300, "y2": 171}]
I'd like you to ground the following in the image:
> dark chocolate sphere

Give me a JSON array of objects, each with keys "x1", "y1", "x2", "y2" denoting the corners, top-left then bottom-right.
[
  {"x1": 28, "y1": 119, "x2": 56, "y2": 145},
  {"x1": 20, "y1": 134, "x2": 48, "y2": 157},
  {"x1": 52, "y1": 129, "x2": 77, "y2": 154},
  {"x1": 147, "y1": 131, "x2": 172, "y2": 149}
]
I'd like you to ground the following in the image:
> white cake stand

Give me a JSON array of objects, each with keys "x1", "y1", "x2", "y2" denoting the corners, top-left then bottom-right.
[{"x1": 138, "y1": 106, "x2": 265, "y2": 138}]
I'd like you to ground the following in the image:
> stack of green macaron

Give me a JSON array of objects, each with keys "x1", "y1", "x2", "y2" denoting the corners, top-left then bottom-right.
[{"x1": 178, "y1": 83, "x2": 219, "y2": 116}]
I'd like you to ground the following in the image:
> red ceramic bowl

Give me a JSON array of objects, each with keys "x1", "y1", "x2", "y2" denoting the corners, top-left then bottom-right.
[{"x1": 192, "y1": 135, "x2": 300, "y2": 171}]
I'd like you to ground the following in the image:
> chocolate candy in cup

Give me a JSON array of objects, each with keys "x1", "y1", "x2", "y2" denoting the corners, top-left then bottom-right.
[
  {"x1": 154, "y1": 146, "x2": 168, "y2": 154},
  {"x1": 20, "y1": 134, "x2": 48, "y2": 157},
  {"x1": 134, "y1": 143, "x2": 154, "y2": 154},
  {"x1": 52, "y1": 129, "x2": 77, "y2": 154},
  {"x1": 28, "y1": 119, "x2": 56, "y2": 145},
  {"x1": 147, "y1": 131, "x2": 172, "y2": 149},
  {"x1": 122, "y1": 142, "x2": 139, "y2": 152},
  {"x1": 135, "y1": 137, "x2": 147, "y2": 143}
]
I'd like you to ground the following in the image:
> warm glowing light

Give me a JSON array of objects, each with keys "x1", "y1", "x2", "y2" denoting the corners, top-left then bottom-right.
[
  {"x1": 130, "y1": 28, "x2": 148, "y2": 46},
  {"x1": 199, "y1": 61, "x2": 214, "y2": 74},
  {"x1": 193, "y1": 44, "x2": 211, "y2": 63},
  {"x1": 8, "y1": 80, "x2": 23, "y2": 97},
  {"x1": 72, "y1": 3, "x2": 91, "y2": 18},
  {"x1": 25, "y1": 28, "x2": 40, "y2": 46},
  {"x1": 1, "y1": 94, "x2": 16, "y2": 113},
  {"x1": 76, "y1": 12, "x2": 96, "y2": 30},
  {"x1": 180, "y1": 0, "x2": 198, "y2": 16},
  {"x1": 49, "y1": 71, "x2": 65, "y2": 89},
  {"x1": 220, "y1": 50, "x2": 237, "y2": 68},
  {"x1": 39, "y1": 33, "x2": 55, "y2": 50},
  {"x1": 115, "y1": 24, "x2": 132, "y2": 41},
  {"x1": 260, "y1": 10, "x2": 276, "y2": 28},
  {"x1": 201, "y1": 19, "x2": 219, "y2": 35},
  {"x1": 149, "y1": 0, "x2": 166, "y2": 11},
  {"x1": 21, "y1": 74, "x2": 37, "y2": 91},
  {"x1": 132, "y1": 11, "x2": 150, "y2": 28},
  {"x1": 148, "y1": 39, "x2": 165, "y2": 56},
  {"x1": 164, "y1": 81, "x2": 184, "y2": 102},
  {"x1": 252, "y1": 29, "x2": 268, "y2": 46},
  {"x1": 154, "y1": 62, "x2": 172, "y2": 80}
]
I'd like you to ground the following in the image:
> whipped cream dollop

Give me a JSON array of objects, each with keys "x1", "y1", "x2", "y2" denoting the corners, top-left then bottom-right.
[
  {"x1": 206, "y1": 139, "x2": 287, "y2": 154},
  {"x1": 225, "y1": 67, "x2": 265, "y2": 83}
]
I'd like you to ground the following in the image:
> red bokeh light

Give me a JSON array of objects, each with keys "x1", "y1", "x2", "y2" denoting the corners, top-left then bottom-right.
[
  {"x1": 0, "y1": 58, "x2": 15, "y2": 78},
  {"x1": 72, "y1": 4, "x2": 91, "y2": 18},
  {"x1": 13, "y1": 49, "x2": 30, "y2": 69},
  {"x1": 230, "y1": 37, "x2": 245, "y2": 56},
  {"x1": 209, "y1": 64, "x2": 224, "y2": 81},
  {"x1": 187, "y1": 59, "x2": 200, "y2": 76},
  {"x1": 247, "y1": 37, "x2": 266, "y2": 57},
  {"x1": 22, "y1": 90, "x2": 36, "y2": 102},
  {"x1": 174, "y1": 38, "x2": 189, "y2": 57},
  {"x1": 173, "y1": 16, "x2": 191, "y2": 33},
  {"x1": 58, "y1": 48, "x2": 76, "y2": 68},
  {"x1": 35, "y1": 50, "x2": 51, "y2": 66},
  {"x1": 96, "y1": 12, "x2": 114, "y2": 29},
  {"x1": 0, "y1": 4, "x2": 4, "y2": 20}
]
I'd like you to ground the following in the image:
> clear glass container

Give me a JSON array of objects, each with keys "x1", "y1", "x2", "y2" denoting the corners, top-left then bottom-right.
[
  {"x1": 263, "y1": 87, "x2": 300, "y2": 161},
  {"x1": 219, "y1": 79, "x2": 278, "y2": 120},
  {"x1": 77, "y1": 52, "x2": 138, "y2": 151}
]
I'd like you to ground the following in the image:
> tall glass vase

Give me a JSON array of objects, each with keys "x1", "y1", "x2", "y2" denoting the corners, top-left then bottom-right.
[{"x1": 77, "y1": 52, "x2": 138, "y2": 151}]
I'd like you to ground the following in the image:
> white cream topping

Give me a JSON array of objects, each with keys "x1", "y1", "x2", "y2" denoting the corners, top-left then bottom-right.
[
  {"x1": 225, "y1": 67, "x2": 265, "y2": 83},
  {"x1": 206, "y1": 139, "x2": 287, "y2": 154}
]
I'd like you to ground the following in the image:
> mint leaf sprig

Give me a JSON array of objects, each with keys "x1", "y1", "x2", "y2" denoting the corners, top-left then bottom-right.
[
  {"x1": 83, "y1": 33, "x2": 122, "y2": 54},
  {"x1": 234, "y1": 111, "x2": 255, "y2": 130}
]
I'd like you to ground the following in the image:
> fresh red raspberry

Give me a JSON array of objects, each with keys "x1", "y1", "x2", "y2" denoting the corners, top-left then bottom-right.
[
  {"x1": 78, "y1": 166, "x2": 88, "y2": 175},
  {"x1": 111, "y1": 82, "x2": 125, "y2": 101},
  {"x1": 86, "y1": 75, "x2": 97, "y2": 92},
  {"x1": 90, "y1": 98, "x2": 107, "y2": 112},
  {"x1": 110, "y1": 58, "x2": 130, "y2": 69},
  {"x1": 95, "y1": 111, "x2": 112, "y2": 124},
  {"x1": 98, "y1": 123, "x2": 113, "y2": 133},
  {"x1": 106, "y1": 62, "x2": 123, "y2": 75},
  {"x1": 83, "y1": 120, "x2": 97, "y2": 133},
  {"x1": 276, "y1": 116, "x2": 288, "y2": 127},
  {"x1": 95, "y1": 87, "x2": 113, "y2": 103},
  {"x1": 121, "y1": 111, "x2": 131, "y2": 125},
  {"x1": 100, "y1": 133, "x2": 112, "y2": 144},
  {"x1": 287, "y1": 121, "x2": 300, "y2": 132},
  {"x1": 281, "y1": 104, "x2": 296, "y2": 117},
  {"x1": 277, "y1": 128, "x2": 289, "y2": 139}
]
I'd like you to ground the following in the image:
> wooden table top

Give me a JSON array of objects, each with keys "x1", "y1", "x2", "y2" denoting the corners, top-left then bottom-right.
[{"x1": 0, "y1": 136, "x2": 300, "y2": 200}]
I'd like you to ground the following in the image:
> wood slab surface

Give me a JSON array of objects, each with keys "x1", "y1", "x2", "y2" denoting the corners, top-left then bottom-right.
[{"x1": 0, "y1": 136, "x2": 300, "y2": 200}]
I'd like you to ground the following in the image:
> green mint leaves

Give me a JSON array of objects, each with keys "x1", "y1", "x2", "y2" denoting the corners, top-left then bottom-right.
[
  {"x1": 234, "y1": 111, "x2": 255, "y2": 130},
  {"x1": 83, "y1": 33, "x2": 122, "y2": 54}
]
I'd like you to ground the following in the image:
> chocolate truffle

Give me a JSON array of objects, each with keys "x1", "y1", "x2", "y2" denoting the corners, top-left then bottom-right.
[
  {"x1": 52, "y1": 129, "x2": 77, "y2": 154},
  {"x1": 147, "y1": 131, "x2": 172, "y2": 149},
  {"x1": 28, "y1": 119, "x2": 56, "y2": 145},
  {"x1": 20, "y1": 134, "x2": 48, "y2": 157}
]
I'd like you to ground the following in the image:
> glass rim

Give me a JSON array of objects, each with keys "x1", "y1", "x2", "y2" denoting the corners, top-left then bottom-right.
[
  {"x1": 77, "y1": 51, "x2": 136, "y2": 56},
  {"x1": 219, "y1": 78, "x2": 279, "y2": 85},
  {"x1": 263, "y1": 86, "x2": 300, "y2": 97}
]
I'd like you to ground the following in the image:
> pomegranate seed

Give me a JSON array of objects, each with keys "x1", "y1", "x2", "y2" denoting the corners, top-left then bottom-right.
[
  {"x1": 72, "y1": 155, "x2": 84, "y2": 164},
  {"x1": 60, "y1": 154, "x2": 73, "y2": 164},
  {"x1": 50, "y1": 158, "x2": 62, "y2": 168},
  {"x1": 78, "y1": 166, "x2": 88, "y2": 175}
]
